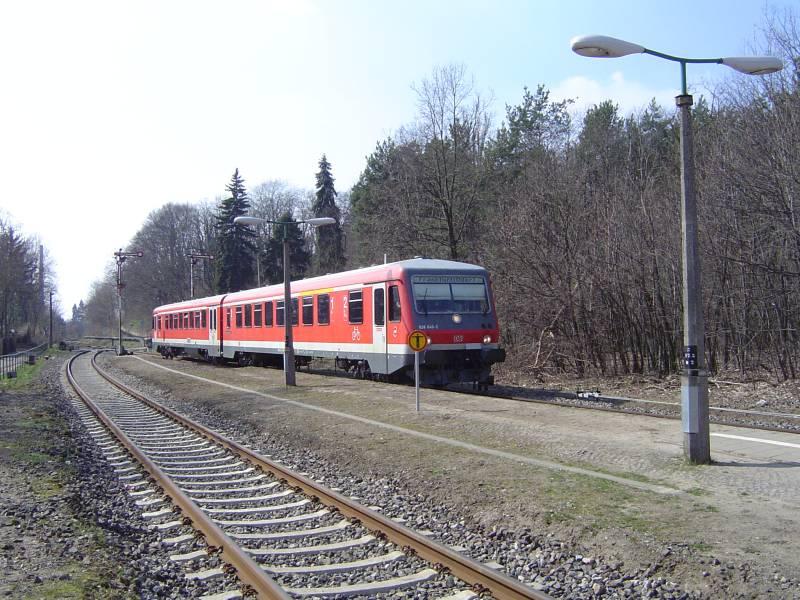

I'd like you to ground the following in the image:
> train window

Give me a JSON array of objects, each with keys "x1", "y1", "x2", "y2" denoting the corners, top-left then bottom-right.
[
  {"x1": 348, "y1": 290, "x2": 363, "y2": 324},
  {"x1": 412, "y1": 275, "x2": 489, "y2": 314},
  {"x1": 235, "y1": 306, "x2": 243, "y2": 327},
  {"x1": 226, "y1": 308, "x2": 231, "y2": 329},
  {"x1": 302, "y1": 297, "x2": 313, "y2": 325},
  {"x1": 265, "y1": 301, "x2": 273, "y2": 327},
  {"x1": 374, "y1": 288, "x2": 385, "y2": 326},
  {"x1": 254, "y1": 303, "x2": 262, "y2": 327},
  {"x1": 244, "y1": 304, "x2": 252, "y2": 327},
  {"x1": 276, "y1": 300, "x2": 285, "y2": 326},
  {"x1": 194, "y1": 311, "x2": 201, "y2": 328},
  {"x1": 291, "y1": 298, "x2": 298, "y2": 326},
  {"x1": 202, "y1": 309, "x2": 207, "y2": 328},
  {"x1": 184, "y1": 312, "x2": 190, "y2": 328},
  {"x1": 317, "y1": 294, "x2": 330, "y2": 325},
  {"x1": 389, "y1": 285, "x2": 401, "y2": 322}
]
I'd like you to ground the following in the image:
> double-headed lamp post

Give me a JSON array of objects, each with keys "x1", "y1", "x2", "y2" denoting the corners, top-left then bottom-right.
[
  {"x1": 114, "y1": 249, "x2": 144, "y2": 356},
  {"x1": 233, "y1": 215, "x2": 335, "y2": 386},
  {"x1": 571, "y1": 35, "x2": 782, "y2": 464}
]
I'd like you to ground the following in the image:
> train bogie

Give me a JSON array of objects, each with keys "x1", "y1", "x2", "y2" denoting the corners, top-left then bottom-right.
[{"x1": 151, "y1": 258, "x2": 505, "y2": 387}]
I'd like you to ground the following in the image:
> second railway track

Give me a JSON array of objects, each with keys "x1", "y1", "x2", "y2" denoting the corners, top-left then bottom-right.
[{"x1": 66, "y1": 350, "x2": 549, "y2": 600}]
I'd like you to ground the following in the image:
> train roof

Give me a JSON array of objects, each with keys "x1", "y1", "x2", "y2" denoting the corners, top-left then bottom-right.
[{"x1": 153, "y1": 258, "x2": 487, "y2": 312}]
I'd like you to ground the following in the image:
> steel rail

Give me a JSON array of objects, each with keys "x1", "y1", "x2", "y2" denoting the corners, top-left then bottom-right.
[
  {"x1": 93, "y1": 352, "x2": 550, "y2": 600},
  {"x1": 66, "y1": 352, "x2": 291, "y2": 600}
]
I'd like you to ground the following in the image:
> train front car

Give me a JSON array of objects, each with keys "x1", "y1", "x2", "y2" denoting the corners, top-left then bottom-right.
[{"x1": 401, "y1": 259, "x2": 505, "y2": 387}]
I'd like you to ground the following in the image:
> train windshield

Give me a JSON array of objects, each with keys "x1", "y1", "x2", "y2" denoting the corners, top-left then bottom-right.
[{"x1": 412, "y1": 275, "x2": 490, "y2": 314}]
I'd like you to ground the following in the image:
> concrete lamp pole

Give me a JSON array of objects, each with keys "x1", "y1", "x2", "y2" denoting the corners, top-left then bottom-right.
[
  {"x1": 571, "y1": 34, "x2": 782, "y2": 464},
  {"x1": 233, "y1": 215, "x2": 335, "y2": 386},
  {"x1": 186, "y1": 251, "x2": 214, "y2": 299},
  {"x1": 113, "y1": 249, "x2": 144, "y2": 356}
]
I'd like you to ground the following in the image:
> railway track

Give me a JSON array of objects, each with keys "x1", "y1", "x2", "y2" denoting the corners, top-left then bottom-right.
[{"x1": 66, "y1": 350, "x2": 549, "y2": 600}]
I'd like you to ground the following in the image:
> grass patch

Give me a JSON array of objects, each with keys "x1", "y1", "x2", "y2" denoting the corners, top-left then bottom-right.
[
  {"x1": 23, "y1": 566, "x2": 127, "y2": 600},
  {"x1": 31, "y1": 475, "x2": 65, "y2": 499},
  {"x1": 0, "y1": 349, "x2": 60, "y2": 390},
  {"x1": 690, "y1": 541, "x2": 714, "y2": 552},
  {"x1": 687, "y1": 487, "x2": 709, "y2": 496}
]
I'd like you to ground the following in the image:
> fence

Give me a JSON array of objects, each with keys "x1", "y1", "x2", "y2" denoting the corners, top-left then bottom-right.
[{"x1": 0, "y1": 342, "x2": 49, "y2": 380}]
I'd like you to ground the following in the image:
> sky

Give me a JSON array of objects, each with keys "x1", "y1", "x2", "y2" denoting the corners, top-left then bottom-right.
[{"x1": 0, "y1": 0, "x2": 790, "y2": 318}]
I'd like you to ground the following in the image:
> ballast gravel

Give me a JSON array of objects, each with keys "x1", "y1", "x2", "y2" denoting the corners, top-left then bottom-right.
[{"x1": 97, "y1": 356, "x2": 707, "y2": 599}]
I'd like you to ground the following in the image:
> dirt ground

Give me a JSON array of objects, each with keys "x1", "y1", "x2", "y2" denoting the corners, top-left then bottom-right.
[
  {"x1": 0, "y1": 356, "x2": 136, "y2": 599},
  {"x1": 105, "y1": 352, "x2": 800, "y2": 599}
]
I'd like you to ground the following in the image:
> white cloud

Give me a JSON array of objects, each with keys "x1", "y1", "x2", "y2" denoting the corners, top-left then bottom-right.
[{"x1": 551, "y1": 71, "x2": 678, "y2": 119}]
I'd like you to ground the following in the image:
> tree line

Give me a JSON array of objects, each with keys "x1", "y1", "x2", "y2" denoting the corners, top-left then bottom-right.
[
  {"x1": 77, "y1": 12, "x2": 800, "y2": 381},
  {"x1": 74, "y1": 157, "x2": 346, "y2": 339},
  {"x1": 0, "y1": 214, "x2": 63, "y2": 352}
]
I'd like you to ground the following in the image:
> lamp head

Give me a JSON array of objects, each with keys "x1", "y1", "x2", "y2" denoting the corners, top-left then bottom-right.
[
  {"x1": 571, "y1": 35, "x2": 645, "y2": 58},
  {"x1": 721, "y1": 56, "x2": 783, "y2": 75},
  {"x1": 234, "y1": 216, "x2": 264, "y2": 226}
]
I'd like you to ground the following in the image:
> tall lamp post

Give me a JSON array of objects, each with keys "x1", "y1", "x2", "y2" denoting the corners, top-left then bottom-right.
[
  {"x1": 48, "y1": 289, "x2": 53, "y2": 348},
  {"x1": 114, "y1": 249, "x2": 144, "y2": 356},
  {"x1": 186, "y1": 251, "x2": 214, "y2": 299},
  {"x1": 571, "y1": 35, "x2": 782, "y2": 464},
  {"x1": 233, "y1": 215, "x2": 335, "y2": 386}
]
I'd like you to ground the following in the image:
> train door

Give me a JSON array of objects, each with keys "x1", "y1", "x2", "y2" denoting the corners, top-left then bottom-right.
[
  {"x1": 372, "y1": 284, "x2": 388, "y2": 373},
  {"x1": 208, "y1": 307, "x2": 218, "y2": 354}
]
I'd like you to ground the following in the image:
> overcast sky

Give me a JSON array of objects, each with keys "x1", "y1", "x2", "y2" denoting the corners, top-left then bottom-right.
[{"x1": 0, "y1": 0, "x2": 788, "y2": 317}]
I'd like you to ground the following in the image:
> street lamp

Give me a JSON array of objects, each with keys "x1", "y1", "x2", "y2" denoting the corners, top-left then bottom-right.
[
  {"x1": 186, "y1": 251, "x2": 214, "y2": 299},
  {"x1": 233, "y1": 215, "x2": 335, "y2": 386},
  {"x1": 114, "y1": 248, "x2": 144, "y2": 356},
  {"x1": 571, "y1": 35, "x2": 782, "y2": 464}
]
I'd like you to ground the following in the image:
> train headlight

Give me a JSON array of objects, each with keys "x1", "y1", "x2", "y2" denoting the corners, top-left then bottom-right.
[
  {"x1": 452, "y1": 313, "x2": 462, "y2": 324},
  {"x1": 483, "y1": 334, "x2": 492, "y2": 344}
]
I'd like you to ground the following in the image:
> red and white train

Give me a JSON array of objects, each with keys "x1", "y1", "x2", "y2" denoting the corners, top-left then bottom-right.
[{"x1": 151, "y1": 258, "x2": 505, "y2": 386}]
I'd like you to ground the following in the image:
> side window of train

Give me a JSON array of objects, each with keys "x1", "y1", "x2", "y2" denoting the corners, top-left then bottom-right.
[
  {"x1": 244, "y1": 304, "x2": 252, "y2": 327},
  {"x1": 195, "y1": 311, "x2": 201, "y2": 328},
  {"x1": 276, "y1": 300, "x2": 285, "y2": 326},
  {"x1": 235, "y1": 306, "x2": 243, "y2": 328},
  {"x1": 265, "y1": 301, "x2": 273, "y2": 327},
  {"x1": 389, "y1": 285, "x2": 401, "y2": 322},
  {"x1": 317, "y1": 294, "x2": 330, "y2": 325},
  {"x1": 374, "y1": 288, "x2": 385, "y2": 326},
  {"x1": 348, "y1": 290, "x2": 363, "y2": 324},
  {"x1": 291, "y1": 298, "x2": 299, "y2": 326},
  {"x1": 226, "y1": 308, "x2": 232, "y2": 329},
  {"x1": 254, "y1": 303, "x2": 262, "y2": 327},
  {"x1": 202, "y1": 309, "x2": 207, "y2": 328},
  {"x1": 302, "y1": 296, "x2": 313, "y2": 325}
]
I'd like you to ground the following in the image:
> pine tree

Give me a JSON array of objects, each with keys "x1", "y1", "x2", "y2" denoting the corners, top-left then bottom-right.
[
  {"x1": 260, "y1": 211, "x2": 311, "y2": 284},
  {"x1": 311, "y1": 155, "x2": 345, "y2": 274},
  {"x1": 214, "y1": 169, "x2": 257, "y2": 293}
]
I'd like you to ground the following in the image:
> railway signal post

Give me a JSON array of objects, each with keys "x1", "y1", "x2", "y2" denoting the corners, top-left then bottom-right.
[
  {"x1": 408, "y1": 329, "x2": 428, "y2": 412},
  {"x1": 113, "y1": 249, "x2": 144, "y2": 356}
]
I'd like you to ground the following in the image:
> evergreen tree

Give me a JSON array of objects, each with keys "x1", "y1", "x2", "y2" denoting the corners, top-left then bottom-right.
[
  {"x1": 311, "y1": 155, "x2": 345, "y2": 274},
  {"x1": 260, "y1": 211, "x2": 311, "y2": 284},
  {"x1": 214, "y1": 169, "x2": 257, "y2": 293}
]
